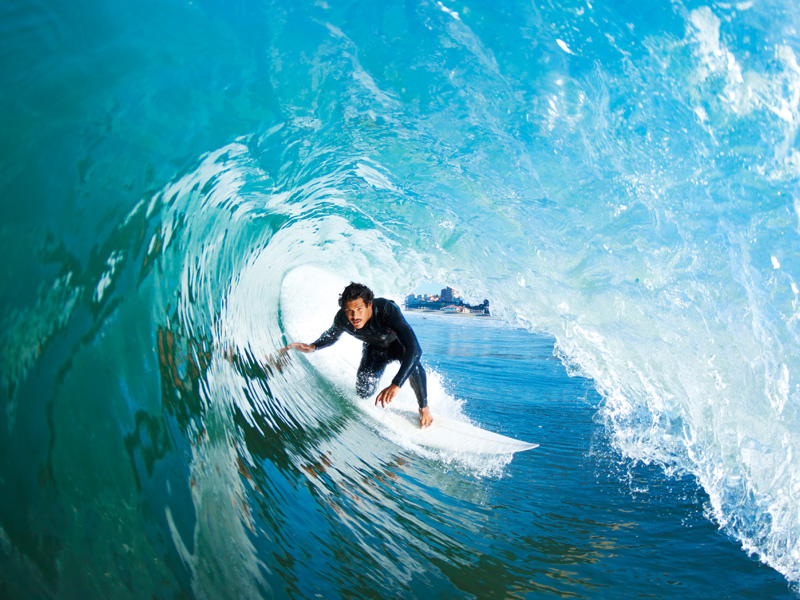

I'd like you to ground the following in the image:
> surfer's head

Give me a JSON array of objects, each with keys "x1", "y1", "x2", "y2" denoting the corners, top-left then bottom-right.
[
  {"x1": 339, "y1": 282, "x2": 374, "y2": 308},
  {"x1": 340, "y1": 283, "x2": 374, "y2": 329}
]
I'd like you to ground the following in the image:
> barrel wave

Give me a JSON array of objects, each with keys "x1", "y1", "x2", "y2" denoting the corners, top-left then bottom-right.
[{"x1": 2, "y1": 0, "x2": 800, "y2": 597}]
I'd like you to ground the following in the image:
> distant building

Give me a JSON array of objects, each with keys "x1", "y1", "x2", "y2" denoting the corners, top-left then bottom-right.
[
  {"x1": 442, "y1": 305, "x2": 467, "y2": 313},
  {"x1": 405, "y1": 293, "x2": 441, "y2": 308},
  {"x1": 440, "y1": 287, "x2": 460, "y2": 303},
  {"x1": 405, "y1": 287, "x2": 488, "y2": 315}
]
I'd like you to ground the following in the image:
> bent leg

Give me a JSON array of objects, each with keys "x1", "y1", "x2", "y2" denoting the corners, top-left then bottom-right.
[
  {"x1": 356, "y1": 346, "x2": 390, "y2": 398},
  {"x1": 384, "y1": 340, "x2": 428, "y2": 409}
]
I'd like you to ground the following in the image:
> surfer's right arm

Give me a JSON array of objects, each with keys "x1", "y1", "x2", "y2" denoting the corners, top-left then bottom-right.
[
  {"x1": 283, "y1": 342, "x2": 316, "y2": 353},
  {"x1": 282, "y1": 311, "x2": 346, "y2": 354}
]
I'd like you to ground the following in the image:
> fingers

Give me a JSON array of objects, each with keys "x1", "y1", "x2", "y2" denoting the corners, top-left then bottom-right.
[
  {"x1": 375, "y1": 389, "x2": 394, "y2": 408},
  {"x1": 282, "y1": 343, "x2": 312, "y2": 353}
]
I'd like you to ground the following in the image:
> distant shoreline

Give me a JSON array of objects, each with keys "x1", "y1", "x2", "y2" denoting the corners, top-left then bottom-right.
[{"x1": 404, "y1": 307, "x2": 494, "y2": 318}]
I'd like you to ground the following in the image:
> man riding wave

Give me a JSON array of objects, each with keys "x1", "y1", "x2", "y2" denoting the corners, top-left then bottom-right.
[{"x1": 282, "y1": 282, "x2": 433, "y2": 428}]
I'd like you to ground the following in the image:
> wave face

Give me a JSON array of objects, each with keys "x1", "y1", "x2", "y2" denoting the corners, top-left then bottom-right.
[{"x1": 2, "y1": 0, "x2": 800, "y2": 595}]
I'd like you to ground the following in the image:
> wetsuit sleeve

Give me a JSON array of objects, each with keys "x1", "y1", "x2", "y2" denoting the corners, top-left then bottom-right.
[
  {"x1": 311, "y1": 311, "x2": 346, "y2": 350},
  {"x1": 386, "y1": 301, "x2": 423, "y2": 388}
]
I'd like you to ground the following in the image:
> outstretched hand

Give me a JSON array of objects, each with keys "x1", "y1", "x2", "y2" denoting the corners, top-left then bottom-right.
[{"x1": 281, "y1": 342, "x2": 315, "y2": 354}]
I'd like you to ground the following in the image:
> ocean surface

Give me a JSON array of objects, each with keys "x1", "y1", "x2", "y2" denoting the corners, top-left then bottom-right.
[{"x1": 2, "y1": 0, "x2": 800, "y2": 597}]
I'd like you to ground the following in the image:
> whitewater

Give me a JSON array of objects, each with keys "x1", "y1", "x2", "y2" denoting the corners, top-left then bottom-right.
[{"x1": 1, "y1": 0, "x2": 800, "y2": 597}]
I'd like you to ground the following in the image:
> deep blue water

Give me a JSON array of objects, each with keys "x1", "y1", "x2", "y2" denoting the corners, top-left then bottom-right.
[
  {"x1": 411, "y1": 313, "x2": 794, "y2": 599},
  {"x1": 2, "y1": 0, "x2": 800, "y2": 597}
]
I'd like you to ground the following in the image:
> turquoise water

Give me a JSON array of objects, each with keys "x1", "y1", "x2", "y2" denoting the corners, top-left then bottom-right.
[{"x1": 2, "y1": 0, "x2": 800, "y2": 597}]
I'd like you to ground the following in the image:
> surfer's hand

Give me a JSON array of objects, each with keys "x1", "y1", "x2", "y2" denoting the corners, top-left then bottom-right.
[
  {"x1": 375, "y1": 384, "x2": 400, "y2": 408},
  {"x1": 419, "y1": 406, "x2": 433, "y2": 429},
  {"x1": 282, "y1": 343, "x2": 315, "y2": 354}
]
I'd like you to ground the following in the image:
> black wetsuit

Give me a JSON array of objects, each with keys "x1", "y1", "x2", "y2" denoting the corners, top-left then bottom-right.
[{"x1": 312, "y1": 298, "x2": 428, "y2": 409}]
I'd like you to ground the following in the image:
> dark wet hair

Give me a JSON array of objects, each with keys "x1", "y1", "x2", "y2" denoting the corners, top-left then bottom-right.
[{"x1": 339, "y1": 282, "x2": 374, "y2": 308}]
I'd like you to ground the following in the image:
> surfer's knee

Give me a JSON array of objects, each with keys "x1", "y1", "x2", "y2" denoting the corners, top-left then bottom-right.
[{"x1": 356, "y1": 375, "x2": 378, "y2": 398}]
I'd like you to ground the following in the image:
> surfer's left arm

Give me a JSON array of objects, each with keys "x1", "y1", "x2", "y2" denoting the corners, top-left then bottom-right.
[
  {"x1": 374, "y1": 301, "x2": 433, "y2": 428},
  {"x1": 385, "y1": 301, "x2": 423, "y2": 390}
]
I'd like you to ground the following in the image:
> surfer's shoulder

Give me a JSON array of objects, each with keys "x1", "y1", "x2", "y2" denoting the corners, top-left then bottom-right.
[
  {"x1": 373, "y1": 297, "x2": 400, "y2": 317},
  {"x1": 332, "y1": 308, "x2": 349, "y2": 326},
  {"x1": 375, "y1": 298, "x2": 411, "y2": 330},
  {"x1": 372, "y1": 297, "x2": 392, "y2": 309}
]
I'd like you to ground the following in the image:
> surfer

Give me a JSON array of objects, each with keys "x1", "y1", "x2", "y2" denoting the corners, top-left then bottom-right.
[{"x1": 282, "y1": 282, "x2": 433, "y2": 428}]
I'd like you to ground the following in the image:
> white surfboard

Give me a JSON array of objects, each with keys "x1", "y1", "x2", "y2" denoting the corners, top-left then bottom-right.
[
  {"x1": 361, "y1": 400, "x2": 538, "y2": 454},
  {"x1": 280, "y1": 266, "x2": 539, "y2": 456}
]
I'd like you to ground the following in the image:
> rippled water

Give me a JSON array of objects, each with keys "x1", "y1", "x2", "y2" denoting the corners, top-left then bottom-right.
[{"x1": 2, "y1": 0, "x2": 800, "y2": 597}]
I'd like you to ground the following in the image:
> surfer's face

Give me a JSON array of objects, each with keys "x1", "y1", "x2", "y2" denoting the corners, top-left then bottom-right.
[{"x1": 344, "y1": 298, "x2": 373, "y2": 329}]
